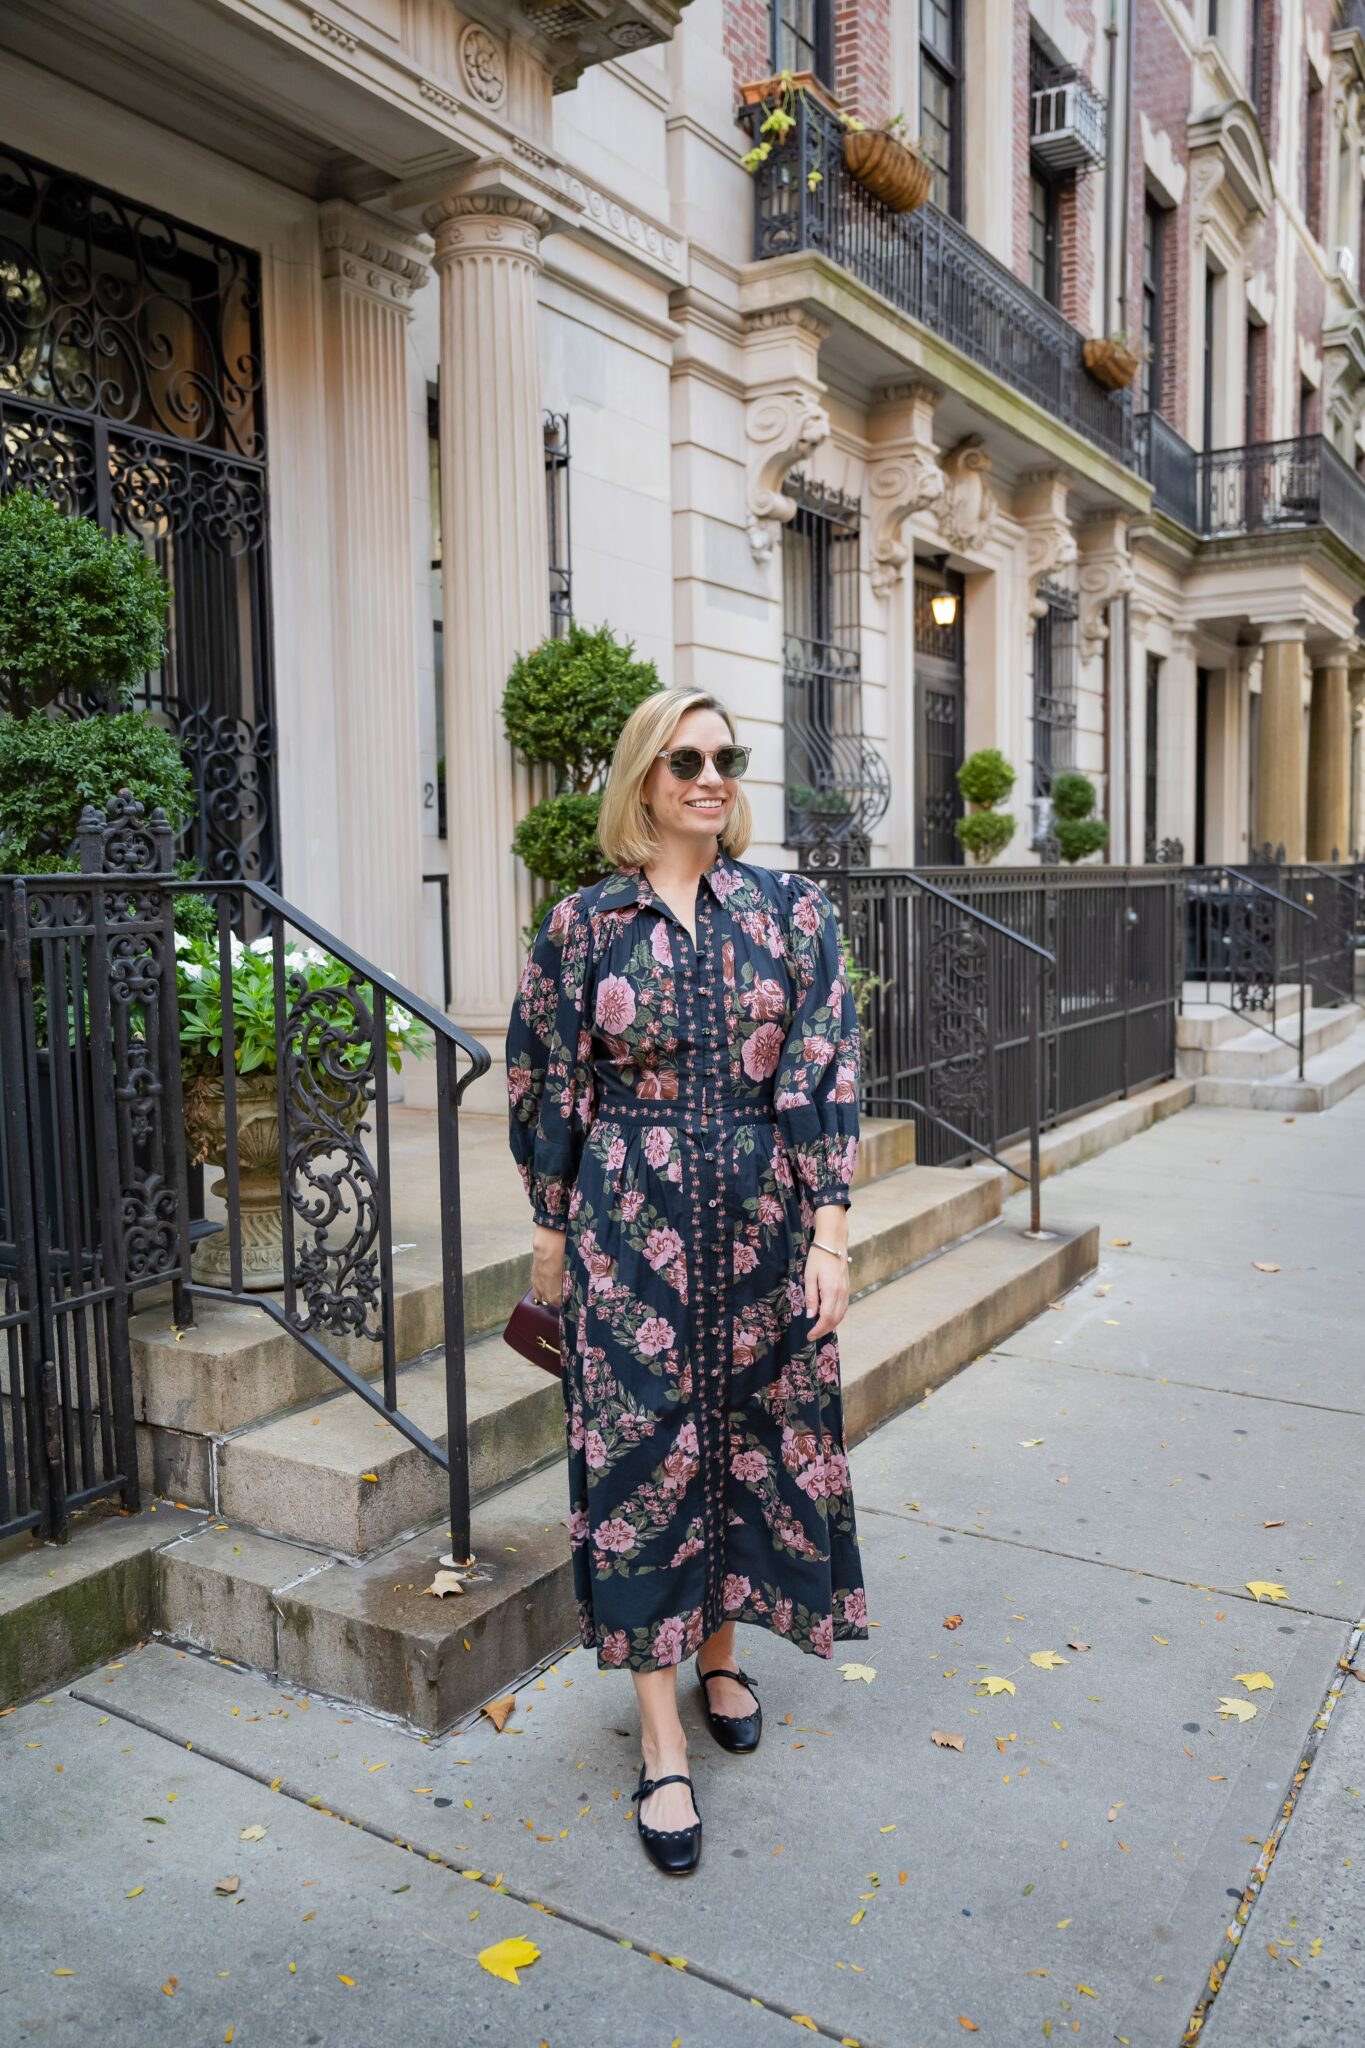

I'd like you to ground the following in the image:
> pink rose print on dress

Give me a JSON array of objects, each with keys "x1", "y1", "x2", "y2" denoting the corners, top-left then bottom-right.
[
  {"x1": 595, "y1": 974, "x2": 636, "y2": 1035},
  {"x1": 636, "y1": 1065, "x2": 679, "y2": 1101},
  {"x1": 757, "y1": 1194, "x2": 783, "y2": 1226},
  {"x1": 811, "y1": 1613, "x2": 834, "y2": 1657},
  {"x1": 730, "y1": 1448, "x2": 768, "y2": 1483},
  {"x1": 652, "y1": 1614, "x2": 686, "y2": 1664},
  {"x1": 605, "y1": 1135, "x2": 626, "y2": 1173},
  {"x1": 802, "y1": 1034, "x2": 835, "y2": 1066},
  {"x1": 601, "y1": 1630, "x2": 631, "y2": 1666},
  {"x1": 843, "y1": 1587, "x2": 868, "y2": 1627},
  {"x1": 650, "y1": 921, "x2": 673, "y2": 967},
  {"x1": 733, "y1": 1241, "x2": 759, "y2": 1275},
  {"x1": 741, "y1": 975, "x2": 787, "y2": 1021},
  {"x1": 710, "y1": 865, "x2": 741, "y2": 903},
  {"x1": 742, "y1": 1022, "x2": 783, "y2": 1080},
  {"x1": 677, "y1": 1420, "x2": 699, "y2": 1456},
  {"x1": 832, "y1": 1061, "x2": 858, "y2": 1104},
  {"x1": 507, "y1": 1063, "x2": 532, "y2": 1106},
  {"x1": 722, "y1": 1573, "x2": 751, "y2": 1613},
  {"x1": 644, "y1": 1226, "x2": 684, "y2": 1271},
  {"x1": 792, "y1": 891, "x2": 822, "y2": 937},
  {"x1": 643, "y1": 1126, "x2": 672, "y2": 1169},
  {"x1": 636, "y1": 1315, "x2": 675, "y2": 1356},
  {"x1": 721, "y1": 938, "x2": 736, "y2": 987},
  {"x1": 548, "y1": 896, "x2": 575, "y2": 940},
  {"x1": 670, "y1": 1532, "x2": 703, "y2": 1566},
  {"x1": 595, "y1": 1517, "x2": 637, "y2": 1554},
  {"x1": 620, "y1": 1189, "x2": 646, "y2": 1222},
  {"x1": 585, "y1": 1429, "x2": 607, "y2": 1469},
  {"x1": 773, "y1": 1597, "x2": 794, "y2": 1634},
  {"x1": 568, "y1": 1506, "x2": 590, "y2": 1545}
]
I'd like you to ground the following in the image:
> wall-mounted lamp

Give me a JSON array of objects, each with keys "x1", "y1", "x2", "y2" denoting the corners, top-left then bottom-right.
[{"x1": 928, "y1": 551, "x2": 959, "y2": 628}]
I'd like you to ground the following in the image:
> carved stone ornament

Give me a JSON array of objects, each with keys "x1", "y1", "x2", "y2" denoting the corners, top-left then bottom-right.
[
  {"x1": 745, "y1": 390, "x2": 831, "y2": 560},
  {"x1": 1077, "y1": 546, "x2": 1136, "y2": 662},
  {"x1": 460, "y1": 22, "x2": 507, "y2": 107},
  {"x1": 1019, "y1": 471, "x2": 1078, "y2": 622},
  {"x1": 938, "y1": 435, "x2": 996, "y2": 554},
  {"x1": 318, "y1": 201, "x2": 431, "y2": 308},
  {"x1": 865, "y1": 383, "x2": 944, "y2": 597}
]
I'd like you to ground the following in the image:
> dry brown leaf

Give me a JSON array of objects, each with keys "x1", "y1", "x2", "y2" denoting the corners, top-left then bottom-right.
[
  {"x1": 481, "y1": 1694, "x2": 517, "y2": 1733},
  {"x1": 1263, "y1": 1519, "x2": 1284, "y2": 1529},
  {"x1": 1109, "y1": 1238, "x2": 1131, "y2": 1248},
  {"x1": 424, "y1": 1571, "x2": 466, "y2": 1599},
  {"x1": 214, "y1": 1876, "x2": 240, "y2": 1895},
  {"x1": 943, "y1": 1614, "x2": 964, "y2": 1630},
  {"x1": 1067, "y1": 1639, "x2": 1091, "y2": 1652},
  {"x1": 958, "y1": 2019, "x2": 980, "y2": 2032},
  {"x1": 931, "y1": 1729, "x2": 965, "y2": 1751},
  {"x1": 1252, "y1": 1262, "x2": 1281, "y2": 1274}
]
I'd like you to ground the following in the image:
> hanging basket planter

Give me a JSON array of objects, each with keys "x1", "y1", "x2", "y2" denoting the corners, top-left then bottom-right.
[
  {"x1": 842, "y1": 130, "x2": 933, "y2": 213},
  {"x1": 1083, "y1": 338, "x2": 1140, "y2": 391}
]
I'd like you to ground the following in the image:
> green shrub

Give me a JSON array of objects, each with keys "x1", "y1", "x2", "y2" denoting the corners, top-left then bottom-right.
[
  {"x1": 0, "y1": 712, "x2": 193, "y2": 870},
  {"x1": 956, "y1": 809, "x2": 1017, "y2": 864},
  {"x1": 1055, "y1": 815, "x2": 1110, "y2": 864},
  {"x1": 0, "y1": 489, "x2": 170, "y2": 716},
  {"x1": 956, "y1": 747, "x2": 1016, "y2": 809},
  {"x1": 1049, "y1": 770, "x2": 1098, "y2": 822},
  {"x1": 512, "y1": 789, "x2": 606, "y2": 939},
  {"x1": 788, "y1": 780, "x2": 853, "y2": 815},
  {"x1": 502, "y1": 621, "x2": 662, "y2": 791}
]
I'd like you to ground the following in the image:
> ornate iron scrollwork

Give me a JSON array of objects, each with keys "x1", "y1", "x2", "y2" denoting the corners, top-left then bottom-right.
[
  {"x1": 1227, "y1": 884, "x2": 1277, "y2": 1013},
  {"x1": 926, "y1": 916, "x2": 992, "y2": 1122},
  {"x1": 281, "y1": 974, "x2": 385, "y2": 1342}
]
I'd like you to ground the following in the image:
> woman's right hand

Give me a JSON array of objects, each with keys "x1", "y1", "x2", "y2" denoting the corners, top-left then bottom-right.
[{"x1": 531, "y1": 1223, "x2": 567, "y2": 1307}]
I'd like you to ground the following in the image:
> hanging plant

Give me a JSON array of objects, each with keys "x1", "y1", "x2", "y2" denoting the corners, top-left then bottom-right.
[
  {"x1": 841, "y1": 111, "x2": 934, "y2": 213},
  {"x1": 1083, "y1": 331, "x2": 1145, "y2": 392}
]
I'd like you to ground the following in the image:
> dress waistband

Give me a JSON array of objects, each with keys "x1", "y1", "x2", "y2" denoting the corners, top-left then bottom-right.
[{"x1": 596, "y1": 1097, "x2": 776, "y2": 1126}]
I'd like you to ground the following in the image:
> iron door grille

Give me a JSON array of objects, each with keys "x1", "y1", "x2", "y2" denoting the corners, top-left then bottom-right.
[
  {"x1": 914, "y1": 568, "x2": 966, "y2": 864},
  {"x1": 1032, "y1": 581, "x2": 1079, "y2": 798},
  {"x1": 0, "y1": 144, "x2": 277, "y2": 888}
]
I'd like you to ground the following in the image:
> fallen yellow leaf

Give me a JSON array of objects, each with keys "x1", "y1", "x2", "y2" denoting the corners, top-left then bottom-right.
[
  {"x1": 338, "y1": 1973, "x2": 357, "y2": 1987},
  {"x1": 792, "y1": 2021, "x2": 819, "y2": 2033},
  {"x1": 1235, "y1": 1671, "x2": 1275, "y2": 1691},
  {"x1": 977, "y1": 1676, "x2": 1016, "y2": 1696},
  {"x1": 1246, "y1": 1582, "x2": 1289, "y2": 1603},
  {"x1": 1216, "y1": 1697, "x2": 1258, "y2": 1723},
  {"x1": 1019, "y1": 1438, "x2": 1045, "y2": 1447},
  {"x1": 839, "y1": 1662, "x2": 877, "y2": 1683},
  {"x1": 425, "y1": 1570, "x2": 467, "y2": 1599},
  {"x1": 477, "y1": 1935, "x2": 540, "y2": 1985},
  {"x1": 931, "y1": 1730, "x2": 965, "y2": 1751},
  {"x1": 125, "y1": 1886, "x2": 144, "y2": 1899},
  {"x1": 239, "y1": 1825, "x2": 267, "y2": 1841},
  {"x1": 1029, "y1": 1651, "x2": 1068, "y2": 1669},
  {"x1": 1076, "y1": 1983, "x2": 1098, "y2": 1998},
  {"x1": 481, "y1": 1695, "x2": 516, "y2": 1732},
  {"x1": 958, "y1": 2019, "x2": 980, "y2": 2032},
  {"x1": 214, "y1": 1876, "x2": 240, "y2": 1896},
  {"x1": 360, "y1": 1473, "x2": 379, "y2": 1483}
]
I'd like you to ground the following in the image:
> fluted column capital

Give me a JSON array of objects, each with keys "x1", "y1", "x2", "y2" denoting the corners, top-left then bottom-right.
[
  {"x1": 318, "y1": 200, "x2": 431, "y2": 309},
  {"x1": 424, "y1": 191, "x2": 551, "y2": 268}
]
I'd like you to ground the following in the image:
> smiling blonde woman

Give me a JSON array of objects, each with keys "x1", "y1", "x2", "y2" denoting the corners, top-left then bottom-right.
[{"x1": 506, "y1": 686, "x2": 869, "y2": 1876}]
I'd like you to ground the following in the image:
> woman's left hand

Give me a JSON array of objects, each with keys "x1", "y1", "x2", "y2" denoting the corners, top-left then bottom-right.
[{"x1": 805, "y1": 1244, "x2": 850, "y2": 1342}]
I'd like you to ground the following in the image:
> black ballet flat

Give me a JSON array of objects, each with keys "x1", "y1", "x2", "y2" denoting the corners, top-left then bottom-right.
[
  {"x1": 635, "y1": 1764, "x2": 702, "y2": 1875},
  {"x1": 695, "y1": 1652, "x2": 762, "y2": 1753}
]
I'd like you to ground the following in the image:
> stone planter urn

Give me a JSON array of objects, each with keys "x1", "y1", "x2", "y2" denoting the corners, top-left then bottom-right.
[{"x1": 185, "y1": 1071, "x2": 367, "y2": 1294}]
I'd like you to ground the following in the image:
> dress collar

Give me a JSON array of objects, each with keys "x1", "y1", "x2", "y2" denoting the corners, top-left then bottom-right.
[{"x1": 596, "y1": 847, "x2": 748, "y2": 914}]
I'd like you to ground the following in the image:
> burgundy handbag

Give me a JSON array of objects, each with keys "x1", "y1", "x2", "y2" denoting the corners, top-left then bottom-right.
[{"x1": 503, "y1": 1288, "x2": 563, "y2": 1376}]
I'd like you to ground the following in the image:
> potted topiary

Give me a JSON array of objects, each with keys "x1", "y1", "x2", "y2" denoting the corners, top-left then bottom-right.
[
  {"x1": 503, "y1": 620, "x2": 662, "y2": 944},
  {"x1": 953, "y1": 748, "x2": 1018, "y2": 866},
  {"x1": 1049, "y1": 770, "x2": 1110, "y2": 863},
  {"x1": 1083, "y1": 330, "x2": 1143, "y2": 392}
]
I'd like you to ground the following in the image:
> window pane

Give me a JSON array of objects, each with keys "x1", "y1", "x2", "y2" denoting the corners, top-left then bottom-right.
[
  {"x1": 1029, "y1": 176, "x2": 1049, "y2": 298},
  {"x1": 920, "y1": 62, "x2": 954, "y2": 211},
  {"x1": 775, "y1": 0, "x2": 819, "y2": 76},
  {"x1": 920, "y1": 0, "x2": 954, "y2": 64}
]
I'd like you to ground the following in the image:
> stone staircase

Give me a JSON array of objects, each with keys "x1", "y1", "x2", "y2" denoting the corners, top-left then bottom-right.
[
  {"x1": 2, "y1": 1113, "x2": 1097, "y2": 1724},
  {"x1": 1177, "y1": 981, "x2": 1365, "y2": 1112}
]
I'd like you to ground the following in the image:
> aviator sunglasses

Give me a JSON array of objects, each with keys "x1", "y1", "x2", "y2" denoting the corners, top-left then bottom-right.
[{"x1": 656, "y1": 743, "x2": 751, "y2": 780}]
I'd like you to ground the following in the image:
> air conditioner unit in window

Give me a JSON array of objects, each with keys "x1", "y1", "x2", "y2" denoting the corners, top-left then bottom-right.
[{"x1": 1029, "y1": 73, "x2": 1107, "y2": 172}]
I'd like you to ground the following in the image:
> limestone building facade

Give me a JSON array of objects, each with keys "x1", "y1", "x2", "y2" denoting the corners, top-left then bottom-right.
[{"x1": 1, "y1": 0, "x2": 1361, "y2": 1089}]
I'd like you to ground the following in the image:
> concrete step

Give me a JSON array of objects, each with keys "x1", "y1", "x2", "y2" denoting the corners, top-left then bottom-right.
[
  {"x1": 1179, "y1": 981, "x2": 1301, "y2": 1031},
  {"x1": 156, "y1": 1213, "x2": 1098, "y2": 1733},
  {"x1": 1189, "y1": 1003, "x2": 1361, "y2": 1081},
  {"x1": 213, "y1": 1164, "x2": 1001, "y2": 1558},
  {"x1": 988, "y1": 1078, "x2": 1193, "y2": 1189},
  {"x1": 1194, "y1": 1022, "x2": 1365, "y2": 1112}
]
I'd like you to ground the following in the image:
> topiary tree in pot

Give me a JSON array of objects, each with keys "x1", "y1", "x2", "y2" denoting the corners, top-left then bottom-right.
[
  {"x1": 1050, "y1": 770, "x2": 1110, "y2": 864},
  {"x1": 503, "y1": 620, "x2": 662, "y2": 942},
  {"x1": 953, "y1": 747, "x2": 1017, "y2": 866}
]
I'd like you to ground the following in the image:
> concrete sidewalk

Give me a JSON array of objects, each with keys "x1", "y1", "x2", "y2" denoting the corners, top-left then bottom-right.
[{"x1": 3, "y1": 1096, "x2": 1362, "y2": 2047}]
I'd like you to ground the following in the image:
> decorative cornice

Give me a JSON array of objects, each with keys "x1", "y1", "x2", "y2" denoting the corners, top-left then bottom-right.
[
  {"x1": 309, "y1": 9, "x2": 356, "y2": 54},
  {"x1": 742, "y1": 307, "x2": 832, "y2": 343},
  {"x1": 1077, "y1": 537, "x2": 1136, "y2": 662},
  {"x1": 459, "y1": 21, "x2": 506, "y2": 109},
  {"x1": 559, "y1": 172, "x2": 684, "y2": 278},
  {"x1": 866, "y1": 383, "x2": 944, "y2": 597},
  {"x1": 938, "y1": 435, "x2": 997, "y2": 556},
  {"x1": 1017, "y1": 469, "x2": 1077, "y2": 622},
  {"x1": 418, "y1": 78, "x2": 462, "y2": 118},
  {"x1": 318, "y1": 201, "x2": 431, "y2": 306},
  {"x1": 745, "y1": 390, "x2": 830, "y2": 560}
]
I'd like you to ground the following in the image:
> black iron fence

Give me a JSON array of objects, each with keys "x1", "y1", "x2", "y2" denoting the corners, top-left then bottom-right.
[
  {"x1": 745, "y1": 96, "x2": 1133, "y2": 469},
  {"x1": 1185, "y1": 858, "x2": 1363, "y2": 1026},
  {"x1": 822, "y1": 865, "x2": 1183, "y2": 1215},
  {"x1": 0, "y1": 796, "x2": 488, "y2": 1550}
]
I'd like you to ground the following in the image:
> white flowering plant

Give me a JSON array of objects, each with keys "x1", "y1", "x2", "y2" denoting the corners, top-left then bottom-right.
[{"x1": 174, "y1": 929, "x2": 432, "y2": 1083}]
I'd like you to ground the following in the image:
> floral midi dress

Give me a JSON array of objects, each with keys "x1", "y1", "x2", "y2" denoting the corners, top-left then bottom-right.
[{"x1": 506, "y1": 850, "x2": 871, "y2": 1674}]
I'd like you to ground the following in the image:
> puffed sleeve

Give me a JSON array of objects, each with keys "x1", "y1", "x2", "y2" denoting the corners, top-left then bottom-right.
[
  {"x1": 506, "y1": 889, "x2": 596, "y2": 1231},
  {"x1": 774, "y1": 875, "x2": 860, "y2": 1209}
]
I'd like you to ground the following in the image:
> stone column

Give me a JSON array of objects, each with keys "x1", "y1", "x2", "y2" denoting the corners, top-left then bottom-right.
[
  {"x1": 1255, "y1": 625, "x2": 1308, "y2": 861},
  {"x1": 319, "y1": 201, "x2": 430, "y2": 992},
  {"x1": 423, "y1": 181, "x2": 553, "y2": 1035},
  {"x1": 1306, "y1": 642, "x2": 1353, "y2": 861}
]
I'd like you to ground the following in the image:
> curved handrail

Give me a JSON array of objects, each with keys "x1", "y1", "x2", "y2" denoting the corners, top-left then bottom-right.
[
  {"x1": 1219, "y1": 867, "x2": 1317, "y2": 919},
  {"x1": 176, "y1": 877, "x2": 491, "y2": 1100},
  {"x1": 911, "y1": 870, "x2": 1057, "y2": 964}
]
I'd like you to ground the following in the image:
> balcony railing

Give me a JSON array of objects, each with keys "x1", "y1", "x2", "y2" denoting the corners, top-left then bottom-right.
[
  {"x1": 1030, "y1": 73, "x2": 1107, "y2": 172},
  {"x1": 745, "y1": 96, "x2": 1134, "y2": 469},
  {"x1": 1135, "y1": 415, "x2": 1365, "y2": 563}
]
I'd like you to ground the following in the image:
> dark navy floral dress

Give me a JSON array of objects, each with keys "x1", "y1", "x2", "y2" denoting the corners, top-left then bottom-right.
[{"x1": 506, "y1": 851, "x2": 871, "y2": 1674}]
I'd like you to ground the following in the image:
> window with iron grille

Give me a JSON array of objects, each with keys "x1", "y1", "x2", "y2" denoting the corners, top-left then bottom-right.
[
  {"x1": 781, "y1": 475, "x2": 875, "y2": 856},
  {"x1": 771, "y1": 0, "x2": 832, "y2": 82},
  {"x1": 0, "y1": 143, "x2": 276, "y2": 887},
  {"x1": 544, "y1": 410, "x2": 572, "y2": 635},
  {"x1": 919, "y1": 0, "x2": 963, "y2": 219},
  {"x1": 1032, "y1": 582, "x2": 1079, "y2": 799},
  {"x1": 913, "y1": 566, "x2": 966, "y2": 865}
]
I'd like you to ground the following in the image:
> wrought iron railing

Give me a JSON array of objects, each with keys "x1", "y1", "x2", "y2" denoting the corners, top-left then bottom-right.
[
  {"x1": 1136, "y1": 418, "x2": 1365, "y2": 562},
  {"x1": 0, "y1": 796, "x2": 489, "y2": 1551},
  {"x1": 822, "y1": 866, "x2": 1183, "y2": 1227},
  {"x1": 1183, "y1": 867, "x2": 1315, "y2": 1076},
  {"x1": 744, "y1": 97, "x2": 1134, "y2": 468}
]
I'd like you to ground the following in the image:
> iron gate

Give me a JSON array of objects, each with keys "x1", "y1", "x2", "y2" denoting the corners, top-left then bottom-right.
[
  {"x1": 913, "y1": 566, "x2": 966, "y2": 864},
  {"x1": 0, "y1": 143, "x2": 278, "y2": 888}
]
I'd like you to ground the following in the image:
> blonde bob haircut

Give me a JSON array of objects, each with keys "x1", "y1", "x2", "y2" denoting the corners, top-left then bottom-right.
[{"x1": 597, "y1": 688, "x2": 754, "y2": 870}]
